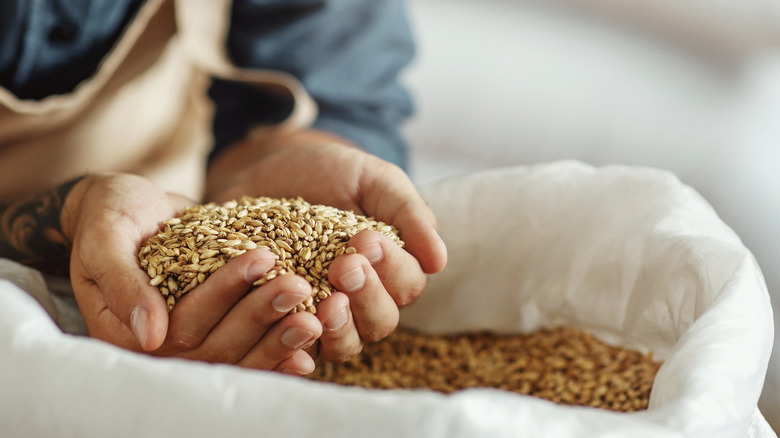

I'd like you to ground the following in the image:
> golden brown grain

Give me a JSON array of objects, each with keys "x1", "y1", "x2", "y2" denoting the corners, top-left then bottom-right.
[
  {"x1": 138, "y1": 196, "x2": 403, "y2": 313},
  {"x1": 308, "y1": 326, "x2": 661, "y2": 412}
]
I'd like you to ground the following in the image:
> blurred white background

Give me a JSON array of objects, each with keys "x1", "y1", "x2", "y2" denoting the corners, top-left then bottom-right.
[{"x1": 402, "y1": 0, "x2": 780, "y2": 431}]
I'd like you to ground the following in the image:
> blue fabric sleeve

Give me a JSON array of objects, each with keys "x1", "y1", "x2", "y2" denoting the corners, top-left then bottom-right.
[{"x1": 209, "y1": 0, "x2": 416, "y2": 169}]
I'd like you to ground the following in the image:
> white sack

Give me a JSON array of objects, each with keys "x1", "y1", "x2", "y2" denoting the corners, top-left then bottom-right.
[{"x1": 0, "y1": 161, "x2": 775, "y2": 437}]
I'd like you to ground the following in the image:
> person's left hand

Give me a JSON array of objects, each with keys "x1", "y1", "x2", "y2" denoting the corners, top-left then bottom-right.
[
  {"x1": 205, "y1": 129, "x2": 447, "y2": 362},
  {"x1": 62, "y1": 173, "x2": 322, "y2": 374}
]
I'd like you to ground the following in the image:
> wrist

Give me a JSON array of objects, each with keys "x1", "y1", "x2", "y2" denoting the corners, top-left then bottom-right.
[
  {"x1": 60, "y1": 175, "x2": 95, "y2": 244},
  {"x1": 0, "y1": 174, "x2": 89, "y2": 274}
]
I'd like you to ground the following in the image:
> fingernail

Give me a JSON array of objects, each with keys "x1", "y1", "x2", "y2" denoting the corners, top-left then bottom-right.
[
  {"x1": 325, "y1": 307, "x2": 348, "y2": 331},
  {"x1": 273, "y1": 292, "x2": 304, "y2": 313},
  {"x1": 358, "y1": 242, "x2": 383, "y2": 264},
  {"x1": 338, "y1": 265, "x2": 366, "y2": 292},
  {"x1": 280, "y1": 362, "x2": 315, "y2": 375},
  {"x1": 281, "y1": 327, "x2": 316, "y2": 349},
  {"x1": 130, "y1": 305, "x2": 148, "y2": 347},
  {"x1": 279, "y1": 367, "x2": 307, "y2": 376},
  {"x1": 245, "y1": 258, "x2": 273, "y2": 283}
]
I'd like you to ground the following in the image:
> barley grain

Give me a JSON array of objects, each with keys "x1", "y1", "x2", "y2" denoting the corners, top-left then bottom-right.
[
  {"x1": 308, "y1": 326, "x2": 661, "y2": 413},
  {"x1": 139, "y1": 196, "x2": 403, "y2": 312}
]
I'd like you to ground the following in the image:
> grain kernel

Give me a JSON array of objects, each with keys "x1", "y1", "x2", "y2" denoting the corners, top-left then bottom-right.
[{"x1": 139, "y1": 196, "x2": 403, "y2": 312}]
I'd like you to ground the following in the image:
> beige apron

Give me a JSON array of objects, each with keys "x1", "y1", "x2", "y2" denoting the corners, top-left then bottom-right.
[{"x1": 0, "y1": 0, "x2": 316, "y2": 201}]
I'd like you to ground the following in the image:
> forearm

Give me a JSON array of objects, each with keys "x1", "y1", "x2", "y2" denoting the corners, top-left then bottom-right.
[{"x1": 0, "y1": 176, "x2": 87, "y2": 274}]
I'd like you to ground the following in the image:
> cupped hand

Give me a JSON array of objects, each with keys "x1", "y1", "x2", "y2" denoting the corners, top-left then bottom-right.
[
  {"x1": 62, "y1": 173, "x2": 321, "y2": 374},
  {"x1": 205, "y1": 130, "x2": 448, "y2": 361}
]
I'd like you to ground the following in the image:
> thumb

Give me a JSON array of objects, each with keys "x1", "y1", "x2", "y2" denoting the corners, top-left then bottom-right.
[
  {"x1": 392, "y1": 205, "x2": 448, "y2": 274},
  {"x1": 360, "y1": 161, "x2": 447, "y2": 274},
  {"x1": 94, "y1": 253, "x2": 170, "y2": 352},
  {"x1": 124, "y1": 277, "x2": 170, "y2": 352},
  {"x1": 74, "y1": 231, "x2": 170, "y2": 352}
]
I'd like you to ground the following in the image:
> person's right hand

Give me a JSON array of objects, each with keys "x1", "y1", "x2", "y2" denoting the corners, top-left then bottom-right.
[{"x1": 61, "y1": 173, "x2": 321, "y2": 374}]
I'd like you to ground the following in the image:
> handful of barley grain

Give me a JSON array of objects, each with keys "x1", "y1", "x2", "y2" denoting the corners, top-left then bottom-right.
[{"x1": 138, "y1": 196, "x2": 403, "y2": 312}]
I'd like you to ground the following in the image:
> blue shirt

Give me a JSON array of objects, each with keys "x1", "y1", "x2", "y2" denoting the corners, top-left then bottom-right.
[{"x1": 0, "y1": 0, "x2": 415, "y2": 169}]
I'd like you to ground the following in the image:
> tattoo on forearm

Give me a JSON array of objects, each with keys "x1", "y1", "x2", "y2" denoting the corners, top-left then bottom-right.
[{"x1": 0, "y1": 177, "x2": 84, "y2": 274}]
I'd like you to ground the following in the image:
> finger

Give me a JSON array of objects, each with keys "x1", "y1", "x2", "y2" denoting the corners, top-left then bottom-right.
[
  {"x1": 161, "y1": 248, "x2": 276, "y2": 353},
  {"x1": 179, "y1": 274, "x2": 312, "y2": 363},
  {"x1": 348, "y1": 230, "x2": 427, "y2": 307},
  {"x1": 274, "y1": 349, "x2": 317, "y2": 376},
  {"x1": 358, "y1": 159, "x2": 447, "y2": 274},
  {"x1": 316, "y1": 292, "x2": 363, "y2": 362},
  {"x1": 237, "y1": 311, "x2": 321, "y2": 370},
  {"x1": 328, "y1": 253, "x2": 399, "y2": 343}
]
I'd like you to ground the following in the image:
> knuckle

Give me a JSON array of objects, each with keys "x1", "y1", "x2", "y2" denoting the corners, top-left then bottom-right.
[
  {"x1": 395, "y1": 277, "x2": 427, "y2": 307},
  {"x1": 321, "y1": 342, "x2": 363, "y2": 363},
  {"x1": 198, "y1": 346, "x2": 238, "y2": 365},
  {"x1": 238, "y1": 353, "x2": 278, "y2": 371},
  {"x1": 395, "y1": 289, "x2": 419, "y2": 307},
  {"x1": 247, "y1": 306, "x2": 274, "y2": 329},
  {"x1": 166, "y1": 329, "x2": 202, "y2": 352},
  {"x1": 362, "y1": 324, "x2": 394, "y2": 343}
]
